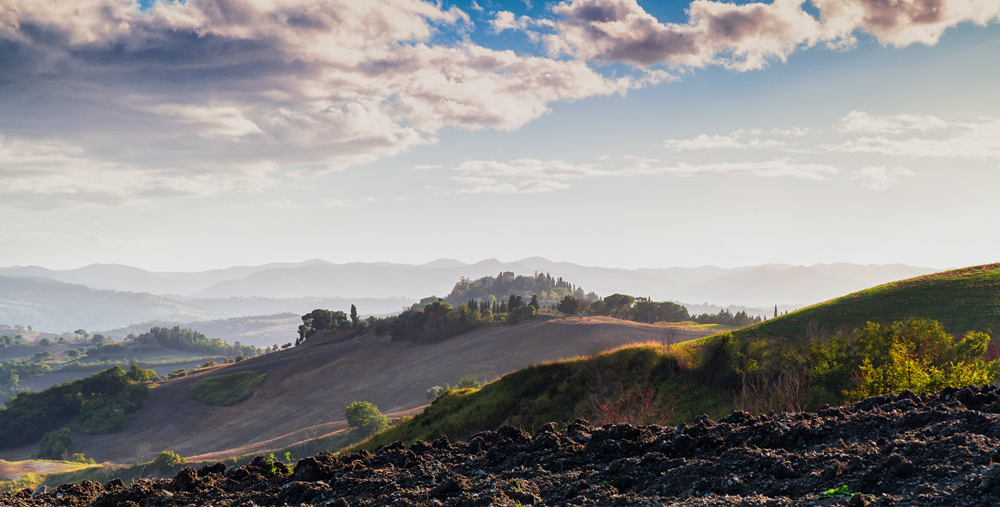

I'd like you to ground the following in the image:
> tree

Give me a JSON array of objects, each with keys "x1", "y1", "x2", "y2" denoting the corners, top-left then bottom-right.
[
  {"x1": 153, "y1": 451, "x2": 186, "y2": 473},
  {"x1": 558, "y1": 296, "x2": 580, "y2": 315},
  {"x1": 350, "y1": 304, "x2": 360, "y2": 327},
  {"x1": 602, "y1": 294, "x2": 636, "y2": 319},
  {"x1": 67, "y1": 349, "x2": 80, "y2": 359},
  {"x1": 38, "y1": 427, "x2": 73, "y2": 460},
  {"x1": 508, "y1": 295, "x2": 523, "y2": 311},
  {"x1": 39, "y1": 338, "x2": 50, "y2": 347},
  {"x1": 632, "y1": 301, "x2": 690, "y2": 324},
  {"x1": 298, "y1": 309, "x2": 349, "y2": 345},
  {"x1": 529, "y1": 294, "x2": 540, "y2": 311},
  {"x1": 345, "y1": 401, "x2": 389, "y2": 435},
  {"x1": 92, "y1": 334, "x2": 105, "y2": 345},
  {"x1": 457, "y1": 375, "x2": 482, "y2": 389},
  {"x1": 74, "y1": 329, "x2": 88, "y2": 341}
]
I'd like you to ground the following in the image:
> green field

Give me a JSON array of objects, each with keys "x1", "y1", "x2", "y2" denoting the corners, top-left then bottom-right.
[
  {"x1": 352, "y1": 343, "x2": 721, "y2": 452},
  {"x1": 349, "y1": 264, "x2": 1000, "y2": 452},
  {"x1": 188, "y1": 371, "x2": 268, "y2": 406},
  {"x1": 731, "y1": 264, "x2": 1000, "y2": 341}
]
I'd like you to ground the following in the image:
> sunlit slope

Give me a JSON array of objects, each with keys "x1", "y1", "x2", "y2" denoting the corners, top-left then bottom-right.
[
  {"x1": 3, "y1": 317, "x2": 708, "y2": 465},
  {"x1": 732, "y1": 264, "x2": 1000, "y2": 339},
  {"x1": 354, "y1": 344, "x2": 688, "y2": 452}
]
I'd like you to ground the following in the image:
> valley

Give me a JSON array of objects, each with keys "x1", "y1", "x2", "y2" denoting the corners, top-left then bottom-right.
[{"x1": 1, "y1": 317, "x2": 710, "y2": 464}]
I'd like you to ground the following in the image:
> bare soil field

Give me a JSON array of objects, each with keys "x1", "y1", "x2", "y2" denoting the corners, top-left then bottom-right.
[
  {"x1": 2, "y1": 317, "x2": 704, "y2": 464},
  {"x1": 7, "y1": 384, "x2": 1000, "y2": 506},
  {"x1": 185, "y1": 407, "x2": 427, "y2": 463}
]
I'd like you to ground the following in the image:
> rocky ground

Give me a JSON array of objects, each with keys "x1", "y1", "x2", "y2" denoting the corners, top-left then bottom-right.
[{"x1": 8, "y1": 384, "x2": 1000, "y2": 506}]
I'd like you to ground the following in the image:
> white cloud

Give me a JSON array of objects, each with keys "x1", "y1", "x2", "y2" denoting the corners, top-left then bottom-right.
[
  {"x1": 546, "y1": 0, "x2": 1000, "y2": 70},
  {"x1": 850, "y1": 166, "x2": 915, "y2": 190},
  {"x1": 771, "y1": 127, "x2": 808, "y2": 137},
  {"x1": 491, "y1": 11, "x2": 530, "y2": 33},
  {"x1": 318, "y1": 199, "x2": 351, "y2": 208},
  {"x1": 471, "y1": 1, "x2": 484, "y2": 12},
  {"x1": 830, "y1": 117, "x2": 1000, "y2": 159},
  {"x1": 0, "y1": 136, "x2": 278, "y2": 210},
  {"x1": 413, "y1": 164, "x2": 443, "y2": 171},
  {"x1": 838, "y1": 111, "x2": 950, "y2": 134},
  {"x1": 456, "y1": 178, "x2": 570, "y2": 194},
  {"x1": 444, "y1": 156, "x2": 837, "y2": 194},
  {"x1": 620, "y1": 159, "x2": 838, "y2": 180},
  {"x1": 664, "y1": 132, "x2": 786, "y2": 151},
  {"x1": 0, "y1": 0, "x2": 648, "y2": 210},
  {"x1": 3, "y1": 0, "x2": 996, "y2": 211},
  {"x1": 453, "y1": 158, "x2": 605, "y2": 180}
]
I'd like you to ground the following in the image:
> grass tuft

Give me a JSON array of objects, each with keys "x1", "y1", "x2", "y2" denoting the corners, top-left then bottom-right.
[{"x1": 188, "y1": 371, "x2": 268, "y2": 406}]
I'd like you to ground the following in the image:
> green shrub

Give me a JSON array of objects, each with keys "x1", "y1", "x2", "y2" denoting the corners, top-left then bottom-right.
[
  {"x1": 38, "y1": 427, "x2": 73, "y2": 460},
  {"x1": 345, "y1": 401, "x2": 389, "y2": 435},
  {"x1": 188, "y1": 371, "x2": 267, "y2": 406},
  {"x1": 812, "y1": 319, "x2": 999, "y2": 402},
  {"x1": 152, "y1": 451, "x2": 186, "y2": 473},
  {"x1": 0, "y1": 365, "x2": 156, "y2": 450},
  {"x1": 134, "y1": 326, "x2": 261, "y2": 359},
  {"x1": 457, "y1": 375, "x2": 482, "y2": 389},
  {"x1": 71, "y1": 453, "x2": 95, "y2": 464}
]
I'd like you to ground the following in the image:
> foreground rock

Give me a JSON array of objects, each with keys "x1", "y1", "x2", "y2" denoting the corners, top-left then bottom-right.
[{"x1": 8, "y1": 384, "x2": 1000, "y2": 506}]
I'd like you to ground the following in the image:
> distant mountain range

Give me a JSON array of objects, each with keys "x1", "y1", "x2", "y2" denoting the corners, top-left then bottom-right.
[
  {"x1": 0, "y1": 258, "x2": 941, "y2": 336},
  {"x1": 0, "y1": 275, "x2": 412, "y2": 334}
]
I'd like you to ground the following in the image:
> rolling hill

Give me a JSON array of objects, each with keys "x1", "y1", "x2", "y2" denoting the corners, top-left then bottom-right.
[
  {"x1": 2, "y1": 258, "x2": 940, "y2": 305},
  {"x1": 731, "y1": 263, "x2": 1000, "y2": 340},
  {"x1": 0, "y1": 317, "x2": 713, "y2": 464},
  {"x1": 353, "y1": 263, "x2": 1000, "y2": 451},
  {"x1": 0, "y1": 276, "x2": 216, "y2": 332},
  {"x1": 0, "y1": 275, "x2": 411, "y2": 338}
]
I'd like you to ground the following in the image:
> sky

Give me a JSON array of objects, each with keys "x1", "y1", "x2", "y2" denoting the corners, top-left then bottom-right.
[{"x1": 0, "y1": 0, "x2": 998, "y2": 272}]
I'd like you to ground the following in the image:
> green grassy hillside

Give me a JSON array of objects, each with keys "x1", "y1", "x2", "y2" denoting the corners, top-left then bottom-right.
[
  {"x1": 351, "y1": 344, "x2": 727, "y2": 452},
  {"x1": 733, "y1": 264, "x2": 1000, "y2": 340},
  {"x1": 348, "y1": 265, "x2": 1000, "y2": 451}
]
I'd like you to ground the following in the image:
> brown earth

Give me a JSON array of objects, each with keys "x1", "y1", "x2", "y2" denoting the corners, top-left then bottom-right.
[
  {"x1": 185, "y1": 407, "x2": 427, "y2": 463},
  {"x1": 1, "y1": 317, "x2": 705, "y2": 464},
  {"x1": 8, "y1": 384, "x2": 1000, "y2": 506}
]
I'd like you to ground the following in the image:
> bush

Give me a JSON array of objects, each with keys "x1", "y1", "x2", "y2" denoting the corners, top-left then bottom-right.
[
  {"x1": 426, "y1": 385, "x2": 449, "y2": 400},
  {"x1": 345, "y1": 401, "x2": 389, "y2": 435},
  {"x1": 152, "y1": 451, "x2": 186, "y2": 473},
  {"x1": 456, "y1": 375, "x2": 482, "y2": 389},
  {"x1": 134, "y1": 326, "x2": 261, "y2": 359},
  {"x1": 201, "y1": 360, "x2": 217, "y2": 368},
  {"x1": 188, "y1": 371, "x2": 267, "y2": 406},
  {"x1": 0, "y1": 365, "x2": 156, "y2": 450},
  {"x1": 71, "y1": 453, "x2": 95, "y2": 464},
  {"x1": 37, "y1": 427, "x2": 73, "y2": 460}
]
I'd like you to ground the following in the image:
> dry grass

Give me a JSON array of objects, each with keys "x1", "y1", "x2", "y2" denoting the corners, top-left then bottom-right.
[
  {"x1": 732, "y1": 371, "x2": 808, "y2": 415},
  {"x1": 0, "y1": 459, "x2": 87, "y2": 481}
]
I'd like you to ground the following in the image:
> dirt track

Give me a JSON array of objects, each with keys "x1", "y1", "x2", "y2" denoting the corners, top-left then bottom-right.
[
  {"x1": 8, "y1": 384, "x2": 1000, "y2": 506},
  {"x1": 1, "y1": 318, "x2": 705, "y2": 464}
]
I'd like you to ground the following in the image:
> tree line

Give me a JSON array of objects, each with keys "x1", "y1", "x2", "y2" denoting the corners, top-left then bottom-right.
[
  {"x1": 444, "y1": 272, "x2": 598, "y2": 310},
  {"x1": 295, "y1": 294, "x2": 548, "y2": 347},
  {"x1": 134, "y1": 326, "x2": 262, "y2": 358},
  {"x1": 0, "y1": 334, "x2": 26, "y2": 351},
  {"x1": 0, "y1": 364, "x2": 159, "y2": 458}
]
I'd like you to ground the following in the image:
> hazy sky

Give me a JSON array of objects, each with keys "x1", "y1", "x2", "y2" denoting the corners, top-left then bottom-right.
[{"x1": 1, "y1": 0, "x2": 998, "y2": 272}]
